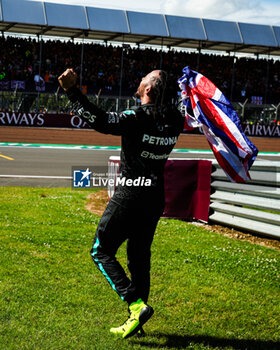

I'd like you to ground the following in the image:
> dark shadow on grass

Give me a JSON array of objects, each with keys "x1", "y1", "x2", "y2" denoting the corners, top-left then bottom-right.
[{"x1": 132, "y1": 332, "x2": 280, "y2": 350}]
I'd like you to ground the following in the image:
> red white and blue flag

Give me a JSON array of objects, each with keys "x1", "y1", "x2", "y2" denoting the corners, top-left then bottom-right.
[
  {"x1": 178, "y1": 66, "x2": 258, "y2": 183},
  {"x1": 11, "y1": 80, "x2": 26, "y2": 90}
]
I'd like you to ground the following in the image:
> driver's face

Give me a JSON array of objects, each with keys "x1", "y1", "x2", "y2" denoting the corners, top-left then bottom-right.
[{"x1": 135, "y1": 71, "x2": 160, "y2": 98}]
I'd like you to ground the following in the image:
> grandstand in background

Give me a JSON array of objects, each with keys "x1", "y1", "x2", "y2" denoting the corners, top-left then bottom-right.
[{"x1": 0, "y1": 0, "x2": 279, "y2": 124}]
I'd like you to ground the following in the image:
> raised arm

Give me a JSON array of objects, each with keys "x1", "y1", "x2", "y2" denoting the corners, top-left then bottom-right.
[{"x1": 58, "y1": 68, "x2": 136, "y2": 135}]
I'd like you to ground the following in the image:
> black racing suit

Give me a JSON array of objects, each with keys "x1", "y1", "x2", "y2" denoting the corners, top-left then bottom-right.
[{"x1": 66, "y1": 86, "x2": 184, "y2": 304}]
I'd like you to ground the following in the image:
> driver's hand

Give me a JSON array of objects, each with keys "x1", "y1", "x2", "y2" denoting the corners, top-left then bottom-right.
[{"x1": 58, "y1": 68, "x2": 77, "y2": 91}]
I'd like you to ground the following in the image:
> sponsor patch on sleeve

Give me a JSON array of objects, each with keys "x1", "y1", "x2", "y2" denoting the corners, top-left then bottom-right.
[{"x1": 123, "y1": 110, "x2": 136, "y2": 116}]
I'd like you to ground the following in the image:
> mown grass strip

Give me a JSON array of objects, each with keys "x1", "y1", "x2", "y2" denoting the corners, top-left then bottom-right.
[{"x1": 0, "y1": 187, "x2": 279, "y2": 350}]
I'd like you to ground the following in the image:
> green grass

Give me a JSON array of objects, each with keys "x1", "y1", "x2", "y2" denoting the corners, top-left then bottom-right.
[{"x1": 0, "y1": 187, "x2": 279, "y2": 350}]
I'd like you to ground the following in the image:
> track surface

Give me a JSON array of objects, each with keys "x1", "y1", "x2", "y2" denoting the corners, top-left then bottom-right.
[
  {"x1": 1, "y1": 126, "x2": 280, "y2": 187},
  {"x1": 1, "y1": 126, "x2": 280, "y2": 152},
  {"x1": 0, "y1": 146, "x2": 279, "y2": 187}
]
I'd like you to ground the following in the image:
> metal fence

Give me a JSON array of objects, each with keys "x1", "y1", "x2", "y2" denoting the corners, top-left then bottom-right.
[
  {"x1": 0, "y1": 90, "x2": 279, "y2": 124},
  {"x1": 210, "y1": 161, "x2": 280, "y2": 239},
  {"x1": 0, "y1": 91, "x2": 138, "y2": 114}
]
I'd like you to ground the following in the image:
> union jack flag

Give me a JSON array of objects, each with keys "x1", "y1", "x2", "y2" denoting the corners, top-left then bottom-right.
[
  {"x1": 11, "y1": 80, "x2": 26, "y2": 90},
  {"x1": 0, "y1": 81, "x2": 9, "y2": 90},
  {"x1": 178, "y1": 66, "x2": 258, "y2": 183}
]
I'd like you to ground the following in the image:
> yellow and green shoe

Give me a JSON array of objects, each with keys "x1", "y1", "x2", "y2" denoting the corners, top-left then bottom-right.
[{"x1": 110, "y1": 299, "x2": 153, "y2": 339}]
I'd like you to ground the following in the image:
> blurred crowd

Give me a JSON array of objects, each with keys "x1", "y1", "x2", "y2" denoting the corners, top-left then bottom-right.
[{"x1": 0, "y1": 36, "x2": 280, "y2": 103}]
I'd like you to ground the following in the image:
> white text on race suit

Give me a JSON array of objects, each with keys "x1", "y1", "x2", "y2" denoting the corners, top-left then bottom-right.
[{"x1": 142, "y1": 134, "x2": 178, "y2": 146}]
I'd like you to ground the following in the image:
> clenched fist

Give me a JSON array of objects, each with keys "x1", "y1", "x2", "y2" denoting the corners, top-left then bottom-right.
[{"x1": 58, "y1": 68, "x2": 77, "y2": 91}]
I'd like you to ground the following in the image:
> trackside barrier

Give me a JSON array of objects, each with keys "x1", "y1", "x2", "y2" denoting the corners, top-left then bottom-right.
[
  {"x1": 210, "y1": 161, "x2": 280, "y2": 239},
  {"x1": 108, "y1": 156, "x2": 212, "y2": 222},
  {"x1": 108, "y1": 156, "x2": 280, "y2": 238}
]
